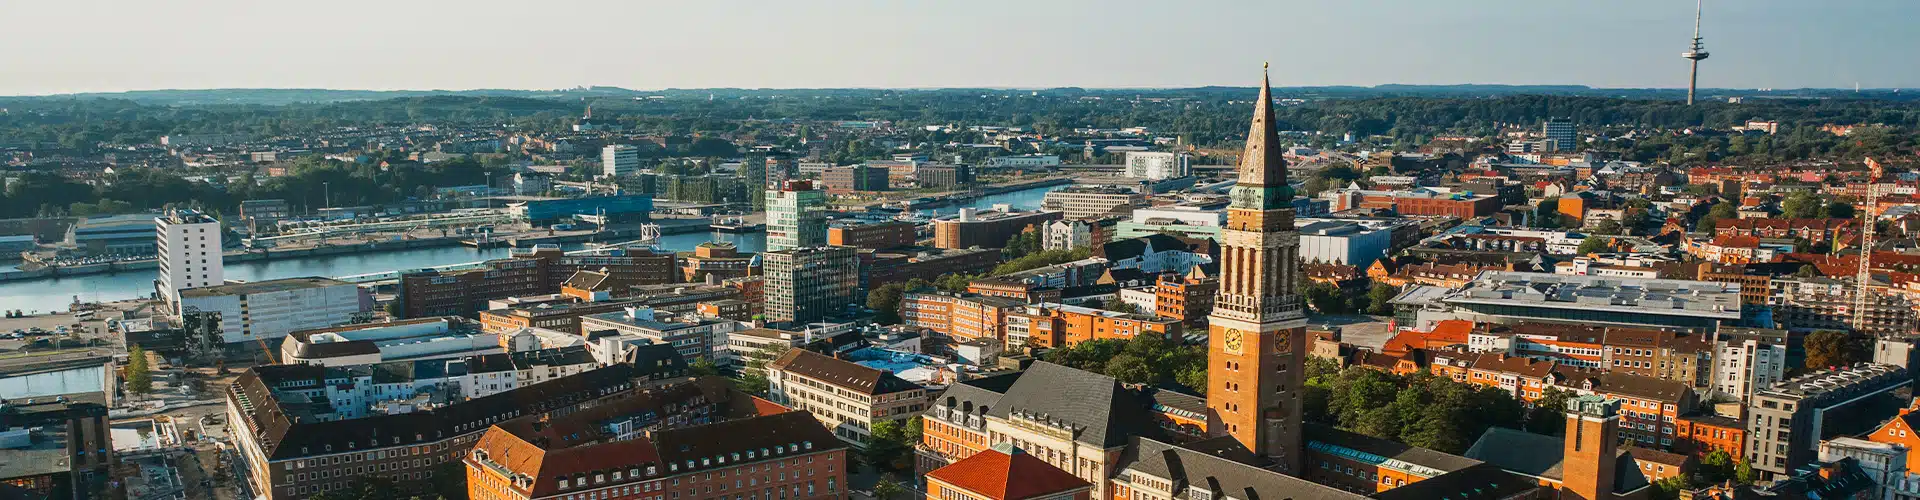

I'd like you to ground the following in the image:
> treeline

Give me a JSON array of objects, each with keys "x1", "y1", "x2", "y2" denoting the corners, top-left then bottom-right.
[{"x1": 0, "y1": 156, "x2": 506, "y2": 219}]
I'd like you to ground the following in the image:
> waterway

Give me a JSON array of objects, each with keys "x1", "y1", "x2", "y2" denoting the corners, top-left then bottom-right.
[{"x1": 0, "y1": 184, "x2": 1063, "y2": 313}]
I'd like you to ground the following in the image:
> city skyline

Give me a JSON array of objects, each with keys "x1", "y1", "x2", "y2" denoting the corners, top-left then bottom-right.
[{"x1": 4, "y1": 0, "x2": 1917, "y2": 96}]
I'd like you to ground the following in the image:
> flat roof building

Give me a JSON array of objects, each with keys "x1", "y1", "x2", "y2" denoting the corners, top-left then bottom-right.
[
  {"x1": 177, "y1": 276, "x2": 367, "y2": 348},
  {"x1": 1435, "y1": 271, "x2": 1742, "y2": 331}
]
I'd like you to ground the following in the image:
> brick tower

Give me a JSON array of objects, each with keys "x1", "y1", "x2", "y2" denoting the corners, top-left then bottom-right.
[
  {"x1": 1206, "y1": 65, "x2": 1310, "y2": 475},
  {"x1": 1563, "y1": 395, "x2": 1621, "y2": 500}
]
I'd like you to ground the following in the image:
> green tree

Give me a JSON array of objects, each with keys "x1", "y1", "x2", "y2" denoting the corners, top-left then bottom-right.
[
  {"x1": 125, "y1": 345, "x2": 153, "y2": 395},
  {"x1": 689, "y1": 358, "x2": 721, "y2": 377},
  {"x1": 1650, "y1": 476, "x2": 1686, "y2": 500},
  {"x1": 1577, "y1": 236, "x2": 1609, "y2": 255},
  {"x1": 736, "y1": 344, "x2": 791, "y2": 395},
  {"x1": 1304, "y1": 282, "x2": 1349, "y2": 314},
  {"x1": 1826, "y1": 201, "x2": 1856, "y2": 219},
  {"x1": 1781, "y1": 192, "x2": 1825, "y2": 219},
  {"x1": 1795, "y1": 264, "x2": 1819, "y2": 278},
  {"x1": 1590, "y1": 219, "x2": 1624, "y2": 236},
  {"x1": 1365, "y1": 283, "x2": 1399, "y2": 315},
  {"x1": 1524, "y1": 387, "x2": 1576, "y2": 436},
  {"x1": 867, "y1": 283, "x2": 907, "y2": 325},
  {"x1": 1735, "y1": 459, "x2": 1756, "y2": 484},
  {"x1": 1694, "y1": 202, "x2": 1738, "y2": 232},
  {"x1": 866, "y1": 419, "x2": 915, "y2": 473},
  {"x1": 872, "y1": 475, "x2": 905, "y2": 500},
  {"x1": 1105, "y1": 354, "x2": 1157, "y2": 385},
  {"x1": 1804, "y1": 330, "x2": 1863, "y2": 371}
]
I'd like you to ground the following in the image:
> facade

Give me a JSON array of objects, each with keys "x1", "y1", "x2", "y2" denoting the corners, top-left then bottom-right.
[
  {"x1": 901, "y1": 293, "x2": 1023, "y2": 343},
  {"x1": 400, "y1": 247, "x2": 672, "y2": 319},
  {"x1": 1041, "y1": 187, "x2": 1147, "y2": 220},
  {"x1": 766, "y1": 349, "x2": 929, "y2": 446},
  {"x1": 1747, "y1": 364, "x2": 1910, "y2": 480},
  {"x1": 579, "y1": 311, "x2": 742, "y2": 364},
  {"x1": 1204, "y1": 72, "x2": 1312, "y2": 475},
  {"x1": 239, "y1": 199, "x2": 292, "y2": 234},
  {"x1": 0, "y1": 392, "x2": 112, "y2": 500},
  {"x1": 1712, "y1": 327, "x2": 1789, "y2": 402},
  {"x1": 1543, "y1": 118, "x2": 1576, "y2": 152},
  {"x1": 158, "y1": 209, "x2": 225, "y2": 305},
  {"x1": 462, "y1": 379, "x2": 846, "y2": 500},
  {"x1": 1153, "y1": 270, "x2": 1217, "y2": 325},
  {"x1": 1122, "y1": 152, "x2": 1191, "y2": 180},
  {"x1": 933, "y1": 208, "x2": 1063, "y2": 250},
  {"x1": 827, "y1": 221, "x2": 915, "y2": 250},
  {"x1": 681, "y1": 242, "x2": 756, "y2": 283},
  {"x1": 916, "y1": 164, "x2": 974, "y2": 189},
  {"x1": 1040, "y1": 219, "x2": 1097, "y2": 252},
  {"x1": 176, "y1": 277, "x2": 367, "y2": 346},
  {"x1": 986, "y1": 154, "x2": 1062, "y2": 168},
  {"x1": 1297, "y1": 220, "x2": 1393, "y2": 266},
  {"x1": 763, "y1": 246, "x2": 858, "y2": 324},
  {"x1": 225, "y1": 347, "x2": 689, "y2": 500},
  {"x1": 1115, "y1": 205, "x2": 1225, "y2": 240},
  {"x1": 767, "y1": 180, "x2": 828, "y2": 252},
  {"x1": 1002, "y1": 302, "x2": 1181, "y2": 349},
  {"x1": 602, "y1": 145, "x2": 639, "y2": 178},
  {"x1": 820, "y1": 165, "x2": 889, "y2": 193}
]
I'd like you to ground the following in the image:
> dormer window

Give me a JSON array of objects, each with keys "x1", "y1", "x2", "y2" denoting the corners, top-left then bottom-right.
[
  {"x1": 613, "y1": 471, "x2": 623, "y2": 481},
  {"x1": 646, "y1": 466, "x2": 657, "y2": 475},
  {"x1": 558, "y1": 478, "x2": 570, "y2": 489},
  {"x1": 803, "y1": 442, "x2": 812, "y2": 450},
  {"x1": 1189, "y1": 486, "x2": 1214, "y2": 500}
]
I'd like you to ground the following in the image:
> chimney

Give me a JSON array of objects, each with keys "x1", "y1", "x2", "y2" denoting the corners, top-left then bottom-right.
[{"x1": 1562, "y1": 395, "x2": 1620, "y2": 500}]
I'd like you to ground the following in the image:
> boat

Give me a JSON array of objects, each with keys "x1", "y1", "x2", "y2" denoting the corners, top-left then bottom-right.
[{"x1": 710, "y1": 216, "x2": 764, "y2": 233}]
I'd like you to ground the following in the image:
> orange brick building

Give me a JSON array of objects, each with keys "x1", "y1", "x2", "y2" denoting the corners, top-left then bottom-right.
[
  {"x1": 966, "y1": 279, "x2": 1061, "y2": 304},
  {"x1": 1152, "y1": 269, "x2": 1217, "y2": 325},
  {"x1": 1002, "y1": 302, "x2": 1180, "y2": 348},
  {"x1": 827, "y1": 221, "x2": 916, "y2": 250},
  {"x1": 1675, "y1": 414, "x2": 1747, "y2": 459}
]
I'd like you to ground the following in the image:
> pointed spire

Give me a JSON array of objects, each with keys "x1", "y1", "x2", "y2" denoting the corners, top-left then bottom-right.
[{"x1": 1238, "y1": 64, "x2": 1289, "y2": 190}]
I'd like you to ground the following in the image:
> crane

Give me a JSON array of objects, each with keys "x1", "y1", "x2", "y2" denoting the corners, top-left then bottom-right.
[{"x1": 1853, "y1": 157, "x2": 1883, "y2": 332}]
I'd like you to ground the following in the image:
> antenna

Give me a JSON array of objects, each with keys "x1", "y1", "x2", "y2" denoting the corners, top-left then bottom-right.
[{"x1": 1681, "y1": 0, "x2": 1710, "y2": 105}]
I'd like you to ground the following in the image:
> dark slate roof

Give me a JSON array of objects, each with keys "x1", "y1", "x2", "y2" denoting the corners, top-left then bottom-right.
[
  {"x1": 1305, "y1": 423, "x2": 1482, "y2": 474},
  {"x1": 984, "y1": 361, "x2": 1159, "y2": 448},
  {"x1": 1100, "y1": 234, "x2": 1188, "y2": 262},
  {"x1": 1118, "y1": 437, "x2": 1365, "y2": 500},
  {"x1": 1370, "y1": 463, "x2": 1546, "y2": 500},
  {"x1": 650, "y1": 411, "x2": 846, "y2": 470},
  {"x1": 1462, "y1": 427, "x2": 1651, "y2": 495},
  {"x1": 767, "y1": 349, "x2": 923, "y2": 396}
]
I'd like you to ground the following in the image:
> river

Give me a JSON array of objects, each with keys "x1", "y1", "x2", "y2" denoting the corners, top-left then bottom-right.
[{"x1": 0, "y1": 184, "x2": 1067, "y2": 313}]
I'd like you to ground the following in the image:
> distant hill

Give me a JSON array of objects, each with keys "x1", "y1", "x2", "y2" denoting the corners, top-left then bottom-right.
[{"x1": 10, "y1": 84, "x2": 1911, "y2": 105}]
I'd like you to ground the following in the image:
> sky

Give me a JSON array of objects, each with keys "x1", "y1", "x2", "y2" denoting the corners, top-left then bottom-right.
[{"x1": 3, "y1": 0, "x2": 1916, "y2": 95}]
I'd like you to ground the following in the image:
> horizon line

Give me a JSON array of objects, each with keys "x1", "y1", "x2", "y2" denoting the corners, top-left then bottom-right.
[{"x1": 1, "y1": 83, "x2": 1909, "y2": 99}]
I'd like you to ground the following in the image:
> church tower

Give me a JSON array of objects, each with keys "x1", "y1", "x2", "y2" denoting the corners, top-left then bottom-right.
[{"x1": 1206, "y1": 65, "x2": 1310, "y2": 474}]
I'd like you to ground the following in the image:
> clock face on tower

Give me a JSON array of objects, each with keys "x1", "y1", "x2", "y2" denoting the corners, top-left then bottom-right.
[{"x1": 1223, "y1": 328, "x2": 1245, "y2": 354}]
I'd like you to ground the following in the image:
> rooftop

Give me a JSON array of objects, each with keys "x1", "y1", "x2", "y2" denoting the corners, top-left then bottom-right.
[
  {"x1": 1440, "y1": 271, "x2": 1741, "y2": 320},
  {"x1": 179, "y1": 276, "x2": 352, "y2": 298}
]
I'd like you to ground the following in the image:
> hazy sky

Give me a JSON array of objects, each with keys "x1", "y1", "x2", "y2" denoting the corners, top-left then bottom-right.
[{"x1": 3, "y1": 0, "x2": 1915, "y2": 95}]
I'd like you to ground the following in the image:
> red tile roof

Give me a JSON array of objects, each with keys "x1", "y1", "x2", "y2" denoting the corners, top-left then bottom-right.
[{"x1": 927, "y1": 445, "x2": 1091, "y2": 500}]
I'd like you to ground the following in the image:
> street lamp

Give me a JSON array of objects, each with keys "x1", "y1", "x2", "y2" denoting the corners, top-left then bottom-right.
[{"x1": 322, "y1": 182, "x2": 330, "y2": 211}]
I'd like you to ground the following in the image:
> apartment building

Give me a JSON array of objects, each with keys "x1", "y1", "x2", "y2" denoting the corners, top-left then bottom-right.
[
  {"x1": 763, "y1": 246, "x2": 858, "y2": 325},
  {"x1": 226, "y1": 345, "x2": 690, "y2": 500},
  {"x1": 766, "y1": 349, "x2": 928, "y2": 446},
  {"x1": 157, "y1": 208, "x2": 225, "y2": 306},
  {"x1": 932, "y1": 208, "x2": 1062, "y2": 250},
  {"x1": 1001, "y1": 302, "x2": 1181, "y2": 349},
  {"x1": 1040, "y1": 187, "x2": 1146, "y2": 220},
  {"x1": 827, "y1": 221, "x2": 915, "y2": 250},
  {"x1": 1712, "y1": 327, "x2": 1789, "y2": 403},
  {"x1": 901, "y1": 292, "x2": 1023, "y2": 343},
  {"x1": 1747, "y1": 364, "x2": 1910, "y2": 480}
]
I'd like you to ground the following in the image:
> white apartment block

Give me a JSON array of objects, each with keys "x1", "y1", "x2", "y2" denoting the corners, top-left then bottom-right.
[
  {"x1": 1123, "y1": 152, "x2": 1190, "y2": 180},
  {"x1": 1714, "y1": 332, "x2": 1788, "y2": 402},
  {"x1": 157, "y1": 209, "x2": 225, "y2": 306},
  {"x1": 176, "y1": 277, "x2": 366, "y2": 346},
  {"x1": 602, "y1": 145, "x2": 639, "y2": 178}
]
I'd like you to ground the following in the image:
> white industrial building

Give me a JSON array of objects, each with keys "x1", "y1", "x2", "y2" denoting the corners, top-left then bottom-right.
[
  {"x1": 176, "y1": 277, "x2": 367, "y2": 346},
  {"x1": 601, "y1": 144, "x2": 639, "y2": 178},
  {"x1": 1296, "y1": 220, "x2": 1393, "y2": 266},
  {"x1": 1123, "y1": 151, "x2": 1190, "y2": 180}
]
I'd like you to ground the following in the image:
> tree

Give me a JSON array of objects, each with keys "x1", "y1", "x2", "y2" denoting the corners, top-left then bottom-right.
[
  {"x1": 1590, "y1": 219, "x2": 1624, "y2": 236},
  {"x1": 1826, "y1": 200, "x2": 1856, "y2": 219},
  {"x1": 867, "y1": 283, "x2": 907, "y2": 325},
  {"x1": 736, "y1": 345, "x2": 791, "y2": 395},
  {"x1": 1795, "y1": 264, "x2": 1819, "y2": 278},
  {"x1": 1105, "y1": 354, "x2": 1156, "y2": 385},
  {"x1": 1699, "y1": 449, "x2": 1738, "y2": 484},
  {"x1": 1694, "y1": 202, "x2": 1737, "y2": 232},
  {"x1": 872, "y1": 476, "x2": 906, "y2": 500},
  {"x1": 866, "y1": 419, "x2": 915, "y2": 473},
  {"x1": 1577, "y1": 236, "x2": 1609, "y2": 255},
  {"x1": 1534, "y1": 199, "x2": 1564, "y2": 229},
  {"x1": 1104, "y1": 301, "x2": 1141, "y2": 314},
  {"x1": 1365, "y1": 283, "x2": 1398, "y2": 315},
  {"x1": 1735, "y1": 459, "x2": 1756, "y2": 484},
  {"x1": 1650, "y1": 476, "x2": 1686, "y2": 500},
  {"x1": 1524, "y1": 387, "x2": 1576, "y2": 436},
  {"x1": 1804, "y1": 330, "x2": 1863, "y2": 371},
  {"x1": 689, "y1": 358, "x2": 721, "y2": 377},
  {"x1": 1782, "y1": 192, "x2": 1825, "y2": 219},
  {"x1": 125, "y1": 345, "x2": 153, "y2": 395},
  {"x1": 1304, "y1": 282, "x2": 1349, "y2": 314}
]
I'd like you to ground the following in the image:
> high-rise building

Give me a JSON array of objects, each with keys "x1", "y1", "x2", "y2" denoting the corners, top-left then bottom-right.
[
  {"x1": 1123, "y1": 151, "x2": 1191, "y2": 180},
  {"x1": 601, "y1": 144, "x2": 638, "y2": 178},
  {"x1": 1543, "y1": 118, "x2": 1576, "y2": 152},
  {"x1": 1747, "y1": 364, "x2": 1909, "y2": 481},
  {"x1": 763, "y1": 246, "x2": 857, "y2": 324},
  {"x1": 157, "y1": 208, "x2": 224, "y2": 306},
  {"x1": 766, "y1": 180, "x2": 828, "y2": 251},
  {"x1": 1205, "y1": 68, "x2": 1311, "y2": 474},
  {"x1": 176, "y1": 277, "x2": 367, "y2": 349}
]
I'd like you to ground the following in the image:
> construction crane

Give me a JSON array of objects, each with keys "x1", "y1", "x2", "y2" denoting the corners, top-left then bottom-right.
[{"x1": 1853, "y1": 157, "x2": 1884, "y2": 332}]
